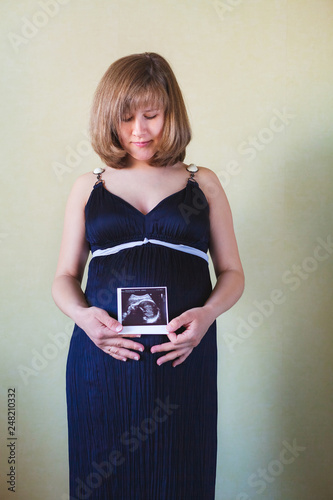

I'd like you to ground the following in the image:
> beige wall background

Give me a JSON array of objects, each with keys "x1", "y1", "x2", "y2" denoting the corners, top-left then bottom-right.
[{"x1": 1, "y1": 0, "x2": 332, "y2": 499}]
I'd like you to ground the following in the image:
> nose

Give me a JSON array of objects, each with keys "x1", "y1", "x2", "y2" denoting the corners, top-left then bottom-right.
[{"x1": 132, "y1": 116, "x2": 146, "y2": 138}]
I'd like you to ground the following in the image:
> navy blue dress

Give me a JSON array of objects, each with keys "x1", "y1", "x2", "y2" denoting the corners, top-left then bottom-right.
[{"x1": 66, "y1": 171, "x2": 218, "y2": 500}]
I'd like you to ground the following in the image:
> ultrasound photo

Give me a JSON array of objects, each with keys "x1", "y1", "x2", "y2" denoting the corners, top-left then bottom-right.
[{"x1": 117, "y1": 286, "x2": 169, "y2": 334}]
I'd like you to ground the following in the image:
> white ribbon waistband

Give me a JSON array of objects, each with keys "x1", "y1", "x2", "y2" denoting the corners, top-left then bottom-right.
[{"x1": 91, "y1": 238, "x2": 209, "y2": 263}]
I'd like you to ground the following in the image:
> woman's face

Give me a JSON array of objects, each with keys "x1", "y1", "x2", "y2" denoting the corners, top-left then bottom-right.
[{"x1": 117, "y1": 107, "x2": 164, "y2": 165}]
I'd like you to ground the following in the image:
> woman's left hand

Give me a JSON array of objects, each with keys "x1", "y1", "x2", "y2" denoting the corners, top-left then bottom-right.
[{"x1": 150, "y1": 307, "x2": 214, "y2": 367}]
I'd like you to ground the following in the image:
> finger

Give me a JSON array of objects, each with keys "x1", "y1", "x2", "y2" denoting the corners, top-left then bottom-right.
[
  {"x1": 107, "y1": 351, "x2": 127, "y2": 362},
  {"x1": 166, "y1": 311, "x2": 191, "y2": 333},
  {"x1": 165, "y1": 330, "x2": 193, "y2": 347},
  {"x1": 150, "y1": 342, "x2": 175, "y2": 354},
  {"x1": 116, "y1": 338, "x2": 145, "y2": 352},
  {"x1": 156, "y1": 348, "x2": 190, "y2": 366},
  {"x1": 107, "y1": 345, "x2": 141, "y2": 361},
  {"x1": 172, "y1": 351, "x2": 191, "y2": 367},
  {"x1": 105, "y1": 337, "x2": 144, "y2": 352},
  {"x1": 166, "y1": 332, "x2": 178, "y2": 344},
  {"x1": 97, "y1": 310, "x2": 123, "y2": 332},
  {"x1": 156, "y1": 352, "x2": 178, "y2": 366},
  {"x1": 168, "y1": 329, "x2": 192, "y2": 345}
]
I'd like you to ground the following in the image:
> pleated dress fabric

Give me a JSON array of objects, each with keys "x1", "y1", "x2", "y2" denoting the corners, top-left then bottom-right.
[{"x1": 66, "y1": 174, "x2": 218, "y2": 500}]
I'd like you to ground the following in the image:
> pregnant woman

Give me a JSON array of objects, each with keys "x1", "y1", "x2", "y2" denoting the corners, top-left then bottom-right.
[{"x1": 52, "y1": 52, "x2": 244, "y2": 500}]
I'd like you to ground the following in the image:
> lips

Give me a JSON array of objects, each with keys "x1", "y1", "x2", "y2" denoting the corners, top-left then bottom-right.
[{"x1": 132, "y1": 141, "x2": 151, "y2": 147}]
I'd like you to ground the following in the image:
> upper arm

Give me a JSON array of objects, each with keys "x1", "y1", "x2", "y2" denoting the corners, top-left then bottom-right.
[
  {"x1": 198, "y1": 167, "x2": 244, "y2": 278},
  {"x1": 54, "y1": 174, "x2": 95, "y2": 283}
]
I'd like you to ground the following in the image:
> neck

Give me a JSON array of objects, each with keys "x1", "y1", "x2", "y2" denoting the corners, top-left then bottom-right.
[{"x1": 125, "y1": 156, "x2": 157, "y2": 170}]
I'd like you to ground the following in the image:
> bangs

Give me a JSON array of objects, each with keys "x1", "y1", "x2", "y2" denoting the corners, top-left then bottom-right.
[{"x1": 118, "y1": 80, "x2": 168, "y2": 119}]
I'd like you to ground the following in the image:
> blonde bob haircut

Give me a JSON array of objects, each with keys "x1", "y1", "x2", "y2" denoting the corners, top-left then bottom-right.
[{"x1": 90, "y1": 52, "x2": 192, "y2": 168}]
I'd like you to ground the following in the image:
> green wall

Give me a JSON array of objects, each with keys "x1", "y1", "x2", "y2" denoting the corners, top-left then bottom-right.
[{"x1": 1, "y1": 1, "x2": 333, "y2": 498}]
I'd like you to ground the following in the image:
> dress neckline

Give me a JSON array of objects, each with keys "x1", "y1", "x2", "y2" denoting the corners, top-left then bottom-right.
[{"x1": 99, "y1": 178, "x2": 196, "y2": 217}]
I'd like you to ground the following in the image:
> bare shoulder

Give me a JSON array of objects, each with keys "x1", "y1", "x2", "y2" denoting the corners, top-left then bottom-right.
[
  {"x1": 68, "y1": 170, "x2": 100, "y2": 207},
  {"x1": 191, "y1": 165, "x2": 227, "y2": 204},
  {"x1": 195, "y1": 165, "x2": 220, "y2": 183}
]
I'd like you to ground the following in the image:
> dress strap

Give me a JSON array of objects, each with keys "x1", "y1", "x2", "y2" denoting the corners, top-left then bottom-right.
[
  {"x1": 186, "y1": 163, "x2": 199, "y2": 182},
  {"x1": 93, "y1": 167, "x2": 105, "y2": 186},
  {"x1": 93, "y1": 165, "x2": 197, "y2": 185}
]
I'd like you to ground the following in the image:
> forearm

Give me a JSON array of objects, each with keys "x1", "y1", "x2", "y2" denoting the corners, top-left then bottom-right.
[
  {"x1": 52, "y1": 275, "x2": 89, "y2": 324},
  {"x1": 202, "y1": 269, "x2": 245, "y2": 324}
]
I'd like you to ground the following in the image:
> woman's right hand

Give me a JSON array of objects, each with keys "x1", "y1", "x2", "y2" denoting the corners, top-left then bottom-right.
[{"x1": 75, "y1": 306, "x2": 144, "y2": 362}]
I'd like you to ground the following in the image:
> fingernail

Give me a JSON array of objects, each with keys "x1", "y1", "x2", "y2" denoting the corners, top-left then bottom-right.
[
  {"x1": 134, "y1": 356, "x2": 139, "y2": 361},
  {"x1": 139, "y1": 347, "x2": 144, "y2": 352},
  {"x1": 122, "y1": 358, "x2": 127, "y2": 362},
  {"x1": 116, "y1": 325, "x2": 122, "y2": 332}
]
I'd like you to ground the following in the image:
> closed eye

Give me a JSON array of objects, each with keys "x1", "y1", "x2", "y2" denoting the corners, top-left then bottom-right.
[{"x1": 121, "y1": 114, "x2": 157, "y2": 122}]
